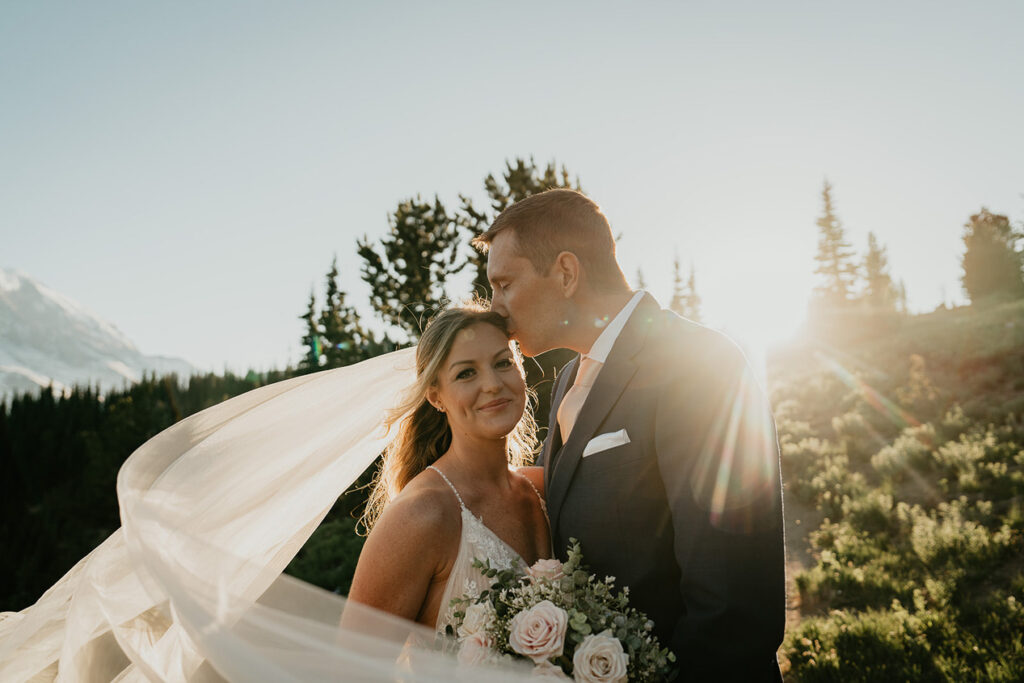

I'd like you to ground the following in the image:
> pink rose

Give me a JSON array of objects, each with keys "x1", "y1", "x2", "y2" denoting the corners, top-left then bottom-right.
[
  {"x1": 571, "y1": 630, "x2": 629, "y2": 683},
  {"x1": 457, "y1": 630, "x2": 497, "y2": 667},
  {"x1": 527, "y1": 558, "x2": 565, "y2": 583},
  {"x1": 508, "y1": 600, "x2": 568, "y2": 664}
]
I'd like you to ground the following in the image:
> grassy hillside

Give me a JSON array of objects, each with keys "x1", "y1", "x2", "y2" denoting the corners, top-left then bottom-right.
[{"x1": 769, "y1": 300, "x2": 1024, "y2": 681}]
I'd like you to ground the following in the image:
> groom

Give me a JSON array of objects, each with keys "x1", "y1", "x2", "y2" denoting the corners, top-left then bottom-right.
[{"x1": 474, "y1": 189, "x2": 786, "y2": 681}]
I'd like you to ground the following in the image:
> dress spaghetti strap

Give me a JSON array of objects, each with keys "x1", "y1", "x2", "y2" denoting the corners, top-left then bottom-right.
[
  {"x1": 426, "y1": 465, "x2": 467, "y2": 510},
  {"x1": 514, "y1": 471, "x2": 548, "y2": 516}
]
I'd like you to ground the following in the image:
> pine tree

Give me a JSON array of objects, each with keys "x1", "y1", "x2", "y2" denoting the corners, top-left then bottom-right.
[
  {"x1": 669, "y1": 253, "x2": 686, "y2": 317},
  {"x1": 636, "y1": 267, "x2": 647, "y2": 290},
  {"x1": 298, "y1": 288, "x2": 322, "y2": 373},
  {"x1": 668, "y1": 254, "x2": 702, "y2": 322},
  {"x1": 896, "y1": 279, "x2": 909, "y2": 314},
  {"x1": 684, "y1": 264, "x2": 703, "y2": 323},
  {"x1": 319, "y1": 256, "x2": 376, "y2": 367},
  {"x1": 812, "y1": 180, "x2": 859, "y2": 308},
  {"x1": 961, "y1": 208, "x2": 1024, "y2": 304},
  {"x1": 862, "y1": 232, "x2": 896, "y2": 311},
  {"x1": 357, "y1": 196, "x2": 462, "y2": 340}
]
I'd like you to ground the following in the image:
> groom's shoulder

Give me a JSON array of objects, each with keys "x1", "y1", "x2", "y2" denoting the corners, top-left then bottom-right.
[{"x1": 646, "y1": 308, "x2": 750, "y2": 377}]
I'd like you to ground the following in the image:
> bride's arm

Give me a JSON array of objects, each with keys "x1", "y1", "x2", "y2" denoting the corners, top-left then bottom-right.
[{"x1": 347, "y1": 489, "x2": 452, "y2": 621}]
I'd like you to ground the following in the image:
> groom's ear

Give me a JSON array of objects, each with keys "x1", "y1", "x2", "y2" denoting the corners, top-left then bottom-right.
[{"x1": 553, "y1": 251, "x2": 581, "y2": 298}]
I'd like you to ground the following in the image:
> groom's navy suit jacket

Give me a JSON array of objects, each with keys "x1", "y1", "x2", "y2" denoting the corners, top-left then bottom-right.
[{"x1": 541, "y1": 294, "x2": 785, "y2": 682}]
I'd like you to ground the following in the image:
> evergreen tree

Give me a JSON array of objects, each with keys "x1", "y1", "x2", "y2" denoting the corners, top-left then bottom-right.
[
  {"x1": 812, "y1": 180, "x2": 859, "y2": 308},
  {"x1": 319, "y1": 256, "x2": 376, "y2": 367},
  {"x1": 298, "y1": 288, "x2": 322, "y2": 373},
  {"x1": 684, "y1": 264, "x2": 703, "y2": 323},
  {"x1": 896, "y1": 279, "x2": 909, "y2": 314},
  {"x1": 669, "y1": 254, "x2": 702, "y2": 322},
  {"x1": 357, "y1": 196, "x2": 461, "y2": 340},
  {"x1": 669, "y1": 253, "x2": 687, "y2": 317},
  {"x1": 636, "y1": 267, "x2": 647, "y2": 290},
  {"x1": 862, "y1": 232, "x2": 896, "y2": 311},
  {"x1": 961, "y1": 208, "x2": 1024, "y2": 303}
]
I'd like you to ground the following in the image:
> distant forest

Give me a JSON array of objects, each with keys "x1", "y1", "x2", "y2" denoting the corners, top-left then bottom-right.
[{"x1": 3, "y1": 159, "x2": 1023, "y2": 679}]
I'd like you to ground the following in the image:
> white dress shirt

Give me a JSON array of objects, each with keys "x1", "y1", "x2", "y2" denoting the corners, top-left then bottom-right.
[{"x1": 582, "y1": 289, "x2": 646, "y2": 365}]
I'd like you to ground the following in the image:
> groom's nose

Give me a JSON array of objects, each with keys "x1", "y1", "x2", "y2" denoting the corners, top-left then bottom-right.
[{"x1": 490, "y1": 292, "x2": 509, "y2": 318}]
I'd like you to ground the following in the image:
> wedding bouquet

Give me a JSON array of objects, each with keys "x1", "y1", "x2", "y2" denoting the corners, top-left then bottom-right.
[{"x1": 445, "y1": 540, "x2": 675, "y2": 681}]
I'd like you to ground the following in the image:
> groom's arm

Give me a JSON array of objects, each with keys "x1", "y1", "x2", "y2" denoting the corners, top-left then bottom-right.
[{"x1": 653, "y1": 335, "x2": 785, "y2": 681}]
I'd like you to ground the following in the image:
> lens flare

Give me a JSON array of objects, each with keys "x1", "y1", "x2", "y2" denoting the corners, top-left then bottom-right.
[
  {"x1": 692, "y1": 366, "x2": 780, "y2": 531},
  {"x1": 814, "y1": 350, "x2": 921, "y2": 430}
]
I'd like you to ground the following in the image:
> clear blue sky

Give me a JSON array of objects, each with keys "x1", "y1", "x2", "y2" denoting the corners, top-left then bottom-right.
[{"x1": 3, "y1": 1, "x2": 1022, "y2": 371}]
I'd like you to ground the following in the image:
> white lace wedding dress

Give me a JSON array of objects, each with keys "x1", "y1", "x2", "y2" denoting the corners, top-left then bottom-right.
[{"x1": 426, "y1": 465, "x2": 547, "y2": 636}]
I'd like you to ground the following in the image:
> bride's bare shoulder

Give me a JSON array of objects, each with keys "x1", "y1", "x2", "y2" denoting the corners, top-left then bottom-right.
[
  {"x1": 372, "y1": 469, "x2": 460, "y2": 539},
  {"x1": 513, "y1": 465, "x2": 545, "y2": 498}
]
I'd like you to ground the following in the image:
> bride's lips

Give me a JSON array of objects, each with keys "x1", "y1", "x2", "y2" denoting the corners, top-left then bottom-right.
[{"x1": 478, "y1": 398, "x2": 512, "y2": 412}]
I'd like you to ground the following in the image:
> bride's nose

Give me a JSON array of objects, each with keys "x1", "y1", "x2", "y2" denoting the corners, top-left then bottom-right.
[{"x1": 480, "y1": 367, "x2": 503, "y2": 392}]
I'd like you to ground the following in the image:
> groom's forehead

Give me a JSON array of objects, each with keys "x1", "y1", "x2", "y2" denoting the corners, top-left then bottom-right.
[{"x1": 487, "y1": 236, "x2": 528, "y2": 274}]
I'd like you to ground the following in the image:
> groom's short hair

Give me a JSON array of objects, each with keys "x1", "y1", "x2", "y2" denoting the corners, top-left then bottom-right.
[{"x1": 473, "y1": 189, "x2": 629, "y2": 294}]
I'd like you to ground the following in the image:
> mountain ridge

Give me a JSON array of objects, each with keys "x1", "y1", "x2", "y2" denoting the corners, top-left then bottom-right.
[{"x1": 0, "y1": 267, "x2": 193, "y2": 399}]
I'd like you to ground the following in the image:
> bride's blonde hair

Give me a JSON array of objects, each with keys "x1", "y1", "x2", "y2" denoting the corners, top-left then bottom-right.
[{"x1": 360, "y1": 303, "x2": 538, "y2": 532}]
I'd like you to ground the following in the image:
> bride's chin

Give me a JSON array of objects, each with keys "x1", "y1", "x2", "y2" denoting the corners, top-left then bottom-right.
[{"x1": 476, "y1": 421, "x2": 521, "y2": 441}]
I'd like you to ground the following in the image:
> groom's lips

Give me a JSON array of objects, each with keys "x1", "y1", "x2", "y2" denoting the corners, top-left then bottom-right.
[{"x1": 478, "y1": 398, "x2": 511, "y2": 411}]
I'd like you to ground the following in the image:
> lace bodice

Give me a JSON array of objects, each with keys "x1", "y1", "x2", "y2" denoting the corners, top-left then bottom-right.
[{"x1": 428, "y1": 465, "x2": 546, "y2": 635}]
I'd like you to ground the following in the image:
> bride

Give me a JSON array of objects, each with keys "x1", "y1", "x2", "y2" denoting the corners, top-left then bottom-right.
[
  {"x1": 0, "y1": 304, "x2": 550, "y2": 682},
  {"x1": 349, "y1": 305, "x2": 551, "y2": 631}
]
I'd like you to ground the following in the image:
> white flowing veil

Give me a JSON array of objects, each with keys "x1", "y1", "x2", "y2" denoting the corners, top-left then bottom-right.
[{"x1": 0, "y1": 349, "x2": 532, "y2": 682}]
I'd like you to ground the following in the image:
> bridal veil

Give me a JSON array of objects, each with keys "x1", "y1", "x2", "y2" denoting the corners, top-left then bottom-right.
[{"x1": 0, "y1": 348, "x2": 532, "y2": 681}]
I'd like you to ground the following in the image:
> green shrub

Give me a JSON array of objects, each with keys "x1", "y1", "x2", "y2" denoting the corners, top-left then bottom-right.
[
  {"x1": 872, "y1": 423, "x2": 936, "y2": 480},
  {"x1": 777, "y1": 417, "x2": 816, "y2": 446},
  {"x1": 901, "y1": 497, "x2": 1014, "y2": 569},
  {"x1": 832, "y1": 410, "x2": 884, "y2": 463},
  {"x1": 937, "y1": 404, "x2": 971, "y2": 442},
  {"x1": 783, "y1": 606, "x2": 944, "y2": 682}
]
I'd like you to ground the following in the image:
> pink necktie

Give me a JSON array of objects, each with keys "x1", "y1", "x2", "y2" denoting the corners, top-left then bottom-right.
[{"x1": 557, "y1": 356, "x2": 602, "y2": 443}]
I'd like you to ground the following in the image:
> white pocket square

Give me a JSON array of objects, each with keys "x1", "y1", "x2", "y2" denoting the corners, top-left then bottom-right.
[{"x1": 582, "y1": 429, "x2": 631, "y2": 457}]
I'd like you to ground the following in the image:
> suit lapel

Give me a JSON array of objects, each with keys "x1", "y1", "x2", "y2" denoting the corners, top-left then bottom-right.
[
  {"x1": 546, "y1": 294, "x2": 661, "y2": 530},
  {"x1": 543, "y1": 360, "x2": 576, "y2": 494}
]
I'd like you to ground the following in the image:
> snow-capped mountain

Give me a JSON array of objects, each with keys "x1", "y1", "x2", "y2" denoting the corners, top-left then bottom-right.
[{"x1": 0, "y1": 268, "x2": 194, "y2": 400}]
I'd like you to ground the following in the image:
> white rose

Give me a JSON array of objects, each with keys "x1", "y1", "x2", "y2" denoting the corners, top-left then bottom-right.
[
  {"x1": 527, "y1": 558, "x2": 565, "y2": 583},
  {"x1": 508, "y1": 600, "x2": 568, "y2": 664},
  {"x1": 458, "y1": 601, "x2": 496, "y2": 639},
  {"x1": 532, "y1": 660, "x2": 571, "y2": 679},
  {"x1": 457, "y1": 630, "x2": 497, "y2": 667},
  {"x1": 571, "y1": 630, "x2": 629, "y2": 683}
]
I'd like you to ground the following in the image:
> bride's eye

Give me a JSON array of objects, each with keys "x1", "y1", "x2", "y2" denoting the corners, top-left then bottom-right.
[
  {"x1": 456, "y1": 368, "x2": 475, "y2": 380},
  {"x1": 495, "y1": 358, "x2": 513, "y2": 369}
]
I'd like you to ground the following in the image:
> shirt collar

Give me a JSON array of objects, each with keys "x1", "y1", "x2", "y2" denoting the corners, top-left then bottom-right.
[{"x1": 583, "y1": 290, "x2": 646, "y2": 364}]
